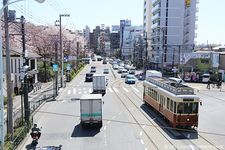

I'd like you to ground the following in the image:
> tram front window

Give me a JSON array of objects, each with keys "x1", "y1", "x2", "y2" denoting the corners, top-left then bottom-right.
[
  {"x1": 184, "y1": 103, "x2": 193, "y2": 114},
  {"x1": 177, "y1": 102, "x2": 198, "y2": 114},
  {"x1": 177, "y1": 103, "x2": 184, "y2": 114}
]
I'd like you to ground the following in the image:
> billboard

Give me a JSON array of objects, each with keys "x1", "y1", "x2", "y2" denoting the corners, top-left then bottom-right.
[{"x1": 180, "y1": 53, "x2": 210, "y2": 64}]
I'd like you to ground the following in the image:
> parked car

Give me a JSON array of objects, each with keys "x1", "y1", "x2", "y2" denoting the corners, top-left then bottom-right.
[
  {"x1": 202, "y1": 73, "x2": 210, "y2": 83},
  {"x1": 103, "y1": 68, "x2": 109, "y2": 74},
  {"x1": 90, "y1": 66, "x2": 96, "y2": 73},
  {"x1": 121, "y1": 69, "x2": 128, "y2": 78},
  {"x1": 168, "y1": 77, "x2": 187, "y2": 85},
  {"x1": 125, "y1": 75, "x2": 136, "y2": 84},
  {"x1": 85, "y1": 73, "x2": 93, "y2": 82}
]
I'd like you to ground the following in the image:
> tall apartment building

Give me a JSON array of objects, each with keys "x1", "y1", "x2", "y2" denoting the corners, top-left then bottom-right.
[
  {"x1": 149, "y1": 0, "x2": 198, "y2": 68},
  {"x1": 120, "y1": 19, "x2": 131, "y2": 55},
  {"x1": 83, "y1": 25, "x2": 90, "y2": 49},
  {"x1": 143, "y1": 0, "x2": 152, "y2": 62}
]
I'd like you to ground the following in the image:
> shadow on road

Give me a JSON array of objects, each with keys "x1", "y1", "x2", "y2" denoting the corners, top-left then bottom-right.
[
  {"x1": 71, "y1": 123, "x2": 101, "y2": 137},
  {"x1": 25, "y1": 144, "x2": 34, "y2": 150},
  {"x1": 140, "y1": 104, "x2": 198, "y2": 140}
]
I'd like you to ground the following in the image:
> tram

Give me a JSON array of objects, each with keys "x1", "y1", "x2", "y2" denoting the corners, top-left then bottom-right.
[{"x1": 143, "y1": 76, "x2": 200, "y2": 128}]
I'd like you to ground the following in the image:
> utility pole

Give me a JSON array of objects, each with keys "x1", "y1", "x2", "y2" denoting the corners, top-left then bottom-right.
[
  {"x1": 3, "y1": 0, "x2": 13, "y2": 141},
  {"x1": 161, "y1": 27, "x2": 166, "y2": 74},
  {"x1": 21, "y1": 16, "x2": 30, "y2": 128},
  {"x1": 54, "y1": 41, "x2": 58, "y2": 97},
  {"x1": 76, "y1": 42, "x2": 80, "y2": 69},
  {"x1": 172, "y1": 47, "x2": 175, "y2": 69},
  {"x1": 56, "y1": 14, "x2": 70, "y2": 88},
  {"x1": 144, "y1": 32, "x2": 148, "y2": 72}
]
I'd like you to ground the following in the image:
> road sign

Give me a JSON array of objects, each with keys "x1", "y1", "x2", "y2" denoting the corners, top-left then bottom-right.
[
  {"x1": 53, "y1": 64, "x2": 58, "y2": 72},
  {"x1": 67, "y1": 64, "x2": 71, "y2": 71}
]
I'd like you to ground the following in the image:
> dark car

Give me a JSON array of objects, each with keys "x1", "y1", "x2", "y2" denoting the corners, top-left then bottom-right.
[{"x1": 85, "y1": 73, "x2": 93, "y2": 82}]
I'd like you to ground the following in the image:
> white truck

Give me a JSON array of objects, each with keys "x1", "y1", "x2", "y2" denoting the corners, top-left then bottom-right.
[
  {"x1": 80, "y1": 94, "x2": 103, "y2": 127},
  {"x1": 92, "y1": 74, "x2": 106, "y2": 95}
]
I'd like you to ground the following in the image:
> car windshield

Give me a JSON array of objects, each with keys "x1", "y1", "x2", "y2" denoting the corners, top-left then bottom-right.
[{"x1": 127, "y1": 76, "x2": 134, "y2": 79}]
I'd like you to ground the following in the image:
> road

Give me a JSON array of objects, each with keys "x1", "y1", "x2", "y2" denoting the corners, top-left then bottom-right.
[{"x1": 18, "y1": 61, "x2": 225, "y2": 150}]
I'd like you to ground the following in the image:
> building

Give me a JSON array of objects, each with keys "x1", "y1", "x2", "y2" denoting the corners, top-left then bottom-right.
[
  {"x1": 121, "y1": 26, "x2": 143, "y2": 61},
  {"x1": 150, "y1": 0, "x2": 198, "y2": 68},
  {"x1": 83, "y1": 26, "x2": 90, "y2": 49},
  {"x1": 3, "y1": 49, "x2": 41, "y2": 96},
  {"x1": 143, "y1": 0, "x2": 152, "y2": 62},
  {"x1": 111, "y1": 25, "x2": 120, "y2": 33},
  {"x1": 120, "y1": 19, "x2": 131, "y2": 57},
  {"x1": 90, "y1": 26, "x2": 101, "y2": 53},
  {"x1": 110, "y1": 32, "x2": 120, "y2": 55}
]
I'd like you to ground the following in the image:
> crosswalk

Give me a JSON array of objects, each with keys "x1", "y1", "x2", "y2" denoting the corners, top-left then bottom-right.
[{"x1": 65, "y1": 86, "x2": 140, "y2": 95}]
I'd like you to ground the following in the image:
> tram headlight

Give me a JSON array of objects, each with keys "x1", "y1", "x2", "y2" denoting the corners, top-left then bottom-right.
[{"x1": 187, "y1": 118, "x2": 190, "y2": 121}]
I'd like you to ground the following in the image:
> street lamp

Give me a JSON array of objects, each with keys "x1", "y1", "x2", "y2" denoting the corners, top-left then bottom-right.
[{"x1": 0, "y1": 0, "x2": 45, "y2": 148}]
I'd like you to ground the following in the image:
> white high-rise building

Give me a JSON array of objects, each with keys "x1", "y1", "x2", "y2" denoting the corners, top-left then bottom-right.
[
  {"x1": 149, "y1": 0, "x2": 198, "y2": 68},
  {"x1": 143, "y1": 0, "x2": 152, "y2": 62},
  {"x1": 83, "y1": 26, "x2": 90, "y2": 48}
]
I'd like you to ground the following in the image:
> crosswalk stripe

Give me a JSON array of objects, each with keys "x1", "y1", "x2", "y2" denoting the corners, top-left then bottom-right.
[
  {"x1": 132, "y1": 87, "x2": 139, "y2": 92},
  {"x1": 78, "y1": 91, "x2": 82, "y2": 94},
  {"x1": 108, "y1": 88, "x2": 113, "y2": 93},
  {"x1": 113, "y1": 87, "x2": 118, "y2": 93},
  {"x1": 73, "y1": 88, "x2": 76, "y2": 94},
  {"x1": 83, "y1": 91, "x2": 87, "y2": 94},
  {"x1": 67, "y1": 90, "x2": 71, "y2": 95},
  {"x1": 122, "y1": 87, "x2": 129, "y2": 92}
]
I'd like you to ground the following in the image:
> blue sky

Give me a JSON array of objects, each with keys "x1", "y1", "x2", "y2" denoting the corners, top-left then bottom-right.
[{"x1": 8, "y1": 0, "x2": 225, "y2": 45}]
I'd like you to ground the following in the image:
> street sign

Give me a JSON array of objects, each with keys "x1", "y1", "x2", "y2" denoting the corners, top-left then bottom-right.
[
  {"x1": 66, "y1": 64, "x2": 71, "y2": 71},
  {"x1": 53, "y1": 64, "x2": 58, "y2": 72}
]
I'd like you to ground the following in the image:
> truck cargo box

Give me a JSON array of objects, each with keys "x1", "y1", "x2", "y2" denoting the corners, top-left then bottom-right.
[{"x1": 80, "y1": 94, "x2": 103, "y2": 127}]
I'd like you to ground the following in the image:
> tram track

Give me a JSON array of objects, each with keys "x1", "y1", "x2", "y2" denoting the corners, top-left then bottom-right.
[
  {"x1": 110, "y1": 79, "x2": 161, "y2": 150},
  {"x1": 112, "y1": 79, "x2": 181, "y2": 150},
  {"x1": 126, "y1": 83, "x2": 221, "y2": 150}
]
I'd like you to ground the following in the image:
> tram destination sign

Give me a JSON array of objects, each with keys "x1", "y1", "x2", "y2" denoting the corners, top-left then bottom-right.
[{"x1": 183, "y1": 99, "x2": 194, "y2": 102}]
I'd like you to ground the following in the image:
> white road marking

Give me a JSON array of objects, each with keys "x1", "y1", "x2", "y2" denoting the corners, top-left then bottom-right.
[
  {"x1": 73, "y1": 88, "x2": 76, "y2": 94},
  {"x1": 142, "y1": 125, "x2": 146, "y2": 129},
  {"x1": 145, "y1": 148, "x2": 148, "y2": 150},
  {"x1": 118, "y1": 112, "x2": 122, "y2": 115},
  {"x1": 140, "y1": 139, "x2": 144, "y2": 145},
  {"x1": 132, "y1": 87, "x2": 139, "y2": 92},
  {"x1": 108, "y1": 88, "x2": 113, "y2": 93},
  {"x1": 122, "y1": 87, "x2": 129, "y2": 92},
  {"x1": 83, "y1": 88, "x2": 86, "y2": 90},
  {"x1": 107, "y1": 121, "x2": 111, "y2": 124},
  {"x1": 83, "y1": 91, "x2": 87, "y2": 94},
  {"x1": 78, "y1": 88, "x2": 82, "y2": 91},
  {"x1": 78, "y1": 91, "x2": 82, "y2": 94},
  {"x1": 67, "y1": 90, "x2": 71, "y2": 95},
  {"x1": 139, "y1": 131, "x2": 143, "y2": 136},
  {"x1": 189, "y1": 145, "x2": 195, "y2": 150},
  {"x1": 113, "y1": 87, "x2": 118, "y2": 93},
  {"x1": 112, "y1": 116, "x2": 116, "y2": 119}
]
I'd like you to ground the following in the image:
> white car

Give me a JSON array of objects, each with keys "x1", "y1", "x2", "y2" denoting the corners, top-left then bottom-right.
[
  {"x1": 113, "y1": 64, "x2": 119, "y2": 70},
  {"x1": 124, "y1": 64, "x2": 130, "y2": 70},
  {"x1": 202, "y1": 74, "x2": 210, "y2": 83},
  {"x1": 168, "y1": 77, "x2": 186, "y2": 85},
  {"x1": 129, "y1": 67, "x2": 136, "y2": 74},
  {"x1": 121, "y1": 69, "x2": 128, "y2": 78},
  {"x1": 117, "y1": 67, "x2": 124, "y2": 73}
]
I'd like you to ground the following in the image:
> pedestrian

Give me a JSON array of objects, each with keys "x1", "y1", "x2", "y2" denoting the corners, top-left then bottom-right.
[{"x1": 207, "y1": 78, "x2": 211, "y2": 89}]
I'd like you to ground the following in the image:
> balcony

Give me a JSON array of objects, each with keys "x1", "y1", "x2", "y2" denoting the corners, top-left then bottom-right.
[
  {"x1": 152, "y1": 5, "x2": 160, "y2": 14},
  {"x1": 152, "y1": 13, "x2": 160, "y2": 22},
  {"x1": 152, "y1": 0, "x2": 160, "y2": 7}
]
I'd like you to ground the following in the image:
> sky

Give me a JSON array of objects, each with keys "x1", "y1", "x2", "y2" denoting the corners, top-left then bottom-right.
[{"x1": 7, "y1": 0, "x2": 225, "y2": 45}]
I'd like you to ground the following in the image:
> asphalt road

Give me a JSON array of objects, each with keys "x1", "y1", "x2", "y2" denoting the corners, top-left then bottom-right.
[{"x1": 18, "y1": 61, "x2": 225, "y2": 150}]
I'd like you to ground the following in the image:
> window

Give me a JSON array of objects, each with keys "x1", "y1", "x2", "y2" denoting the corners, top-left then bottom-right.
[
  {"x1": 177, "y1": 103, "x2": 184, "y2": 113},
  {"x1": 184, "y1": 103, "x2": 193, "y2": 114},
  {"x1": 30, "y1": 60, "x2": 35, "y2": 70},
  {"x1": 14, "y1": 59, "x2": 17, "y2": 73},
  {"x1": 170, "y1": 100, "x2": 173, "y2": 112},
  {"x1": 174, "y1": 102, "x2": 177, "y2": 113},
  {"x1": 167, "y1": 98, "x2": 170, "y2": 109},
  {"x1": 193, "y1": 102, "x2": 198, "y2": 113},
  {"x1": 11, "y1": 59, "x2": 13, "y2": 73}
]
